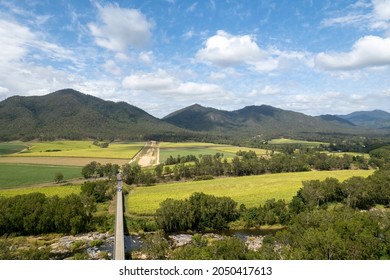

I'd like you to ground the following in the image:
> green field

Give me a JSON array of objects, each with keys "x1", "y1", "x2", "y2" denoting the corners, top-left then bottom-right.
[
  {"x1": 0, "y1": 185, "x2": 81, "y2": 198},
  {"x1": 6, "y1": 140, "x2": 144, "y2": 159},
  {"x1": 159, "y1": 142, "x2": 269, "y2": 162},
  {"x1": 127, "y1": 170, "x2": 374, "y2": 215},
  {"x1": 0, "y1": 143, "x2": 27, "y2": 155},
  {"x1": 0, "y1": 163, "x2": 82, "y2": 189},
  {"x1": 268, "y1": 138, "x2": 328, "y2": 146}
]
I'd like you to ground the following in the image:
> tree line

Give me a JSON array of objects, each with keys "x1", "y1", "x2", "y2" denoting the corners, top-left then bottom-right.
[
  {"x1": 81, "y1": 148, "x2": 376, "y2": 187},
  {"x1": 0, "y1": 180, "x2": 113, "y2": 236}
]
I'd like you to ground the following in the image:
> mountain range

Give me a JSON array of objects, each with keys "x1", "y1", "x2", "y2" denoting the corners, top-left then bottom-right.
[{"x1": 0, "y1": 89, "x2": 389, "y2": 142}]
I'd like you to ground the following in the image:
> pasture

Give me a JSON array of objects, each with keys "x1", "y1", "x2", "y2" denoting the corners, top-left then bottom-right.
[
  {"x1": 0, "y1": 163, "x2": 82, "y2": 189},
  {"x1": 159, "y1": 142, "x2": 269, "y2": 162},
  {"x1": 7, "y1": 140, "x2": 144, "y2": 159},
  {"x1": 268, "y1": 138, "x2": 328, "y2": 146},
  {"x1": 127, "y1": 169, "x2": 374, "y2": 215},
  {"x1": 0, "y1": 185, "x2": 81, "y2": 198},
  {"x1": 0, "y1": 143, "x2": 27, "y2": 155}
]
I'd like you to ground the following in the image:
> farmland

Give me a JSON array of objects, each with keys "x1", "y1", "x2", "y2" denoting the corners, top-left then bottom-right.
[
  {"x1": 0, "y1": 163, "x2": 82, "y2": 189},
  {"x1": 127, "y1": 169, "x2": 374, "y2": 215},
  {"x1": 0, "y1": 184, "x2": 81, "y2": 198},
  {"x1": 0, "y1": 142, "x2": 28, "y2": 155},
  {"x1": 159, "y1": 142, "x2": 269, "y2": 162},
  {"x1": 10, "y1": 141, "x2": 144, "y2": 159},
  {"x1": 0, "y1": 140, "x2": 145, "y2": 166},
  {"x1": 268, "y1": 138, "x2": 328, "y2": 146}
]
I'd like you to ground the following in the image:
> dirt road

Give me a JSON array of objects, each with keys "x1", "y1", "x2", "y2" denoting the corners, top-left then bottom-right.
[{"x1": 129, "y1": 141, "x2": 159, "y2": 167}]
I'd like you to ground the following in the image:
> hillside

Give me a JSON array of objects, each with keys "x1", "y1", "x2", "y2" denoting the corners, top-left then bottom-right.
[
  {"x1": 335, "y1": 110, "x2": 390, "y2": 130},
  {"x1": 163, "y1": 104, "x2": 378, "y2": 139},
  {"x1": 0, "y1": 89, "x2": 188, "y2": 141}
]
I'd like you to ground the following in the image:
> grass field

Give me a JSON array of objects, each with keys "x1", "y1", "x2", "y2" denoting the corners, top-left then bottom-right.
[
  {"x1": 127, "y1": 170, "x2": 374, "y2": 215},
  {"x1": 0, "y1": 143, "x2": 27, "y2": 155},
  {"x1": 159, "y1": 142, "x2": 269, "y2": 162},
  {"x1": 268, "y1": 138, "x2": 328, "y2": 146},
  {"x1": 0, "y1": 156, "x2": 130, "y2": 166},
  {"x1": 0, "y1": 185, "x2": 81, "y2": 198},
  {"x1": 6, "y1": 140, "x2": 144, "y2": 159},
  {"x1": 0, "y1": 163, "x2": 82, "y2": 189}
]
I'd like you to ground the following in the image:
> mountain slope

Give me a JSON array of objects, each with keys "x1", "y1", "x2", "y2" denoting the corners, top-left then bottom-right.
[
  {"x1": 163, "y1": 104, "x2": 239, "y2": 131},
  {"x1": 163, "y1": 104, "x2": 382, "y2": 138},
  {"x1": 0, "y1": 89, "x2": 186, "y2": 141}
]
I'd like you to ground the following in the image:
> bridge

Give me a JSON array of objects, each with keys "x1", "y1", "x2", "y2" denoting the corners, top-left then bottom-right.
[{"x1": 113, "y1": 173, "x2": 125, "y2": 260}]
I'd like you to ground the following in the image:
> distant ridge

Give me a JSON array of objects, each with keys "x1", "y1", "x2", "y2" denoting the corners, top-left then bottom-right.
[
  {"x1": 163, "y1": 103, "x2": 382, "y2": 139},
  {"x1": 334, "y1": 110, "x2": 390, "y2": 129}
]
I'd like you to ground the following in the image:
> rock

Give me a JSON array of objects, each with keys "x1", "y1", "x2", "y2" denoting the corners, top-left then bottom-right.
[{"x1": 169, "y1": 234, "x2": 192, "y2": 247}]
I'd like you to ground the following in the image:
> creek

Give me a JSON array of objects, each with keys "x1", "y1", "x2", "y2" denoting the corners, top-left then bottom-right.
[{"x1": 125, "y1": 227, "x2": 285, "y2": 252}]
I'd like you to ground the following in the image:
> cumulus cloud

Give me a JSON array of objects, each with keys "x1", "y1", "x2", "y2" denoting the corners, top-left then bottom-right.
[
  {"x1": 88, "y1": 4, "x2": 153, "y2": 52},
  {"x1": 315, "y1": 35, "x2": 390, "y2": 70},
  {"x1": 122, "y1": 69, "x2": 230, "y2": 101},
  {"x1": 196, "y1": 30, "x2": 263, "y2": 67},
  {"x1": 196, "y1": 30, "x2": 308, "y2": 72}
]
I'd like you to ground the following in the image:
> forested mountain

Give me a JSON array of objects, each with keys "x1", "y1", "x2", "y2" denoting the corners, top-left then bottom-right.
[
  {"x1": 0, "y1": 89, "x2": 388, "y2": 141},
  {"x1": 334, "y1": 110, "x2": 390, "y2": 129},
  {"x1": 0, "y1": 89, "x2": 188, "y2": 141},
  {"x1": 163, "y1": 104, "x2": 381, "y2": 139}
]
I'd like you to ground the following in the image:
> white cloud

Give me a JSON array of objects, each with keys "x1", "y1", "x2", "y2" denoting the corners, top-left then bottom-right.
[
  {"x1": 210, "y1": 71, "x2": 226, "y2": 80},
  {"x1": 0, "y1": 19, "x2": 83, "y2": 96},
  {"x1": 0, "y1": 19, "x2": 34, "y2": 62},
  {"x1": 247, "y1": 85, "x2": 281, "y2": 97},
  {"x1": 196, "y1": 30, "x2": 308, "y2": 72},
  {"x1": 321, "y1": 0, "x2": 390, "y2": 32},
  {"x1": 260, "y1": 85, "x2": 282, "y2": 95},
  {"x1": 122, "y1": 69, "x2": 231, "y2": 102},
  {"x1": 0, "y1": 86, "x2": 9, "y2": 94},
  {"x1": 373, "y1": 0, "x2": 390, "y2": 20},
  {"x1": 88, "y1": 4, "x2": 153, "y2": 52},
  {"x1": 122, "y1": 69, "x2": 177, "y2": 91},
  {"x1": 321, "y1": 14, "x2": 370, "y2": 28},
  {"x1": 0, "y1": 19, "x2": 78, "y2": 66},
  {"x1": 196, "y1": 30, "x2": 263, "y2": 67},
  {"x1": 103, "y1": 60, "x2": 121, "y2": 75},
  {"x1": 115, "y1": 53, "x2": 132, "y2": 61},
  {"x1": 139, "y1": 51, "x2": 153, "y2": 64},
  {"x1": 186, "y1": 2, "x2": 198, "y2": 13},
  {"x1": 315, "y1": 35, "x2": 390, "y2": 70}
]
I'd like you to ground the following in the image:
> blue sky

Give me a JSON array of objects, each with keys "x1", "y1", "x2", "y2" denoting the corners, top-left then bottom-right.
[{"x1": 0, "y1": 0, "x2": 389, "y2": 117}]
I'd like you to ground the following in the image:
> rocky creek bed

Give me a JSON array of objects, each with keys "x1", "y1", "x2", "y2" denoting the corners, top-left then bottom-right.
[{"x1": 1, "y1": 228, "x2": 277, "y2": 259}]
